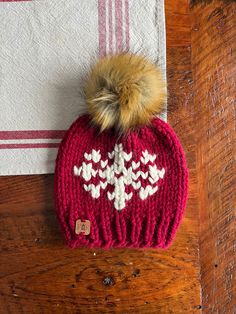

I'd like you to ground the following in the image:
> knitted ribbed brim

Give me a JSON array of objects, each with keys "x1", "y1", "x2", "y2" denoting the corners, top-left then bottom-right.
[{"x1": 54, "y1": 115, "x2": 188, "y2": 249}]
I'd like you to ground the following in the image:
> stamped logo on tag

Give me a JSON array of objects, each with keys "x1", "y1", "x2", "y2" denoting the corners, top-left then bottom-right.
[{"x1": 75, "y1": 219, "x2": 90, "y2": 235}]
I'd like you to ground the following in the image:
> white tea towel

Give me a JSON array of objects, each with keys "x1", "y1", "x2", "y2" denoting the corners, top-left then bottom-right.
[{"x1": 0, "y1": 0, "x2": 166, "y2": 175}]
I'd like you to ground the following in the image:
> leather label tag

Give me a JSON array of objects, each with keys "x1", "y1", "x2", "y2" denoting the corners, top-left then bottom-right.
[{"x1": 75, "y1": 219, "x2": 90, "y2": 235}]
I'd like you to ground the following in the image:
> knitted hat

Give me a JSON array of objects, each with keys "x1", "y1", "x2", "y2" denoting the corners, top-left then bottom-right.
[{"x1": 54, "y1": 54, "x2": 188, "y2": 249}]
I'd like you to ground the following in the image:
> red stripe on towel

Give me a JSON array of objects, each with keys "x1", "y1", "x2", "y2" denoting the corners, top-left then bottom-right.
[
  {"x1": 0, "y1": 130, "x2": 65, "y2": 140},
  {"x1": 0, "y1": 143, "x2": 60, "y2": 149},
  {"x1": 98, "y1": 0, "x2": 106, "y2": 57},
  {"x1": 108, "y1": 0, "x2": 113, "y2": 54},
  {"x1": 115, "y1": 0, "x2": 123, "y2": 53},
  {"x1": 125, "y1": 0, "x2": 130, "y2": 50},
  {"x1": 0, "y1": 0, "x2": 31, "y2": 2}
]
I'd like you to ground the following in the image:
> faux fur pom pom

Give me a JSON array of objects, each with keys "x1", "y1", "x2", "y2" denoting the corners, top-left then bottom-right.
[{"x1": 85, "y1": 53, "x2": 167, "y2": 133}]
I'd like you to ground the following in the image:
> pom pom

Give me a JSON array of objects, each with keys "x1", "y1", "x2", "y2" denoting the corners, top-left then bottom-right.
[{"x1": 85, "y1": 53, "x2": 167, "y2": 132}]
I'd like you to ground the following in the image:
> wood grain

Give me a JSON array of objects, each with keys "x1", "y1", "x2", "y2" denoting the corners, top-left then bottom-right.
[
  {"x1": 191, "y1": 1, "x2": 236, "y2": 313},
  {"x1": 0, "y1": 1, "x2": 201, "y2": 313}
]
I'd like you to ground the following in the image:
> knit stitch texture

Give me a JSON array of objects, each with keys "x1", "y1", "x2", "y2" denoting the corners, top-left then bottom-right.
[{"x1": 54, "y1": 115, "x2": 188, "y2": 249}]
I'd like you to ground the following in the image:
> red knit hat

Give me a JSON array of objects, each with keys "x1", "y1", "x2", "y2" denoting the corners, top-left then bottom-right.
[
  {"x1": 54, "y1": 54, "x2": 188, "y2": 249},
  {"x1": 54, "y1": 114, "x2": 188, "y2": 249}
]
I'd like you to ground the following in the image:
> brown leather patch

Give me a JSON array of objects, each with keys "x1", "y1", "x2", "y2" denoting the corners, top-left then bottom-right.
[{"x1": 75, "y1": 219, "x2": 90, "y2": 235}]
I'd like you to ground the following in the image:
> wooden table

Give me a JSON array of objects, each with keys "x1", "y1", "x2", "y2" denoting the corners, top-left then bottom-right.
[{"x1": 0, "y1": 1, "x2": 235, "y2": 313}]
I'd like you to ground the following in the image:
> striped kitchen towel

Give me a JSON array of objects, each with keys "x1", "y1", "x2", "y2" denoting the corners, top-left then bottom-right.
[{"x1": 0, "y1": 0, "x2": 166, "y2": 175}]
